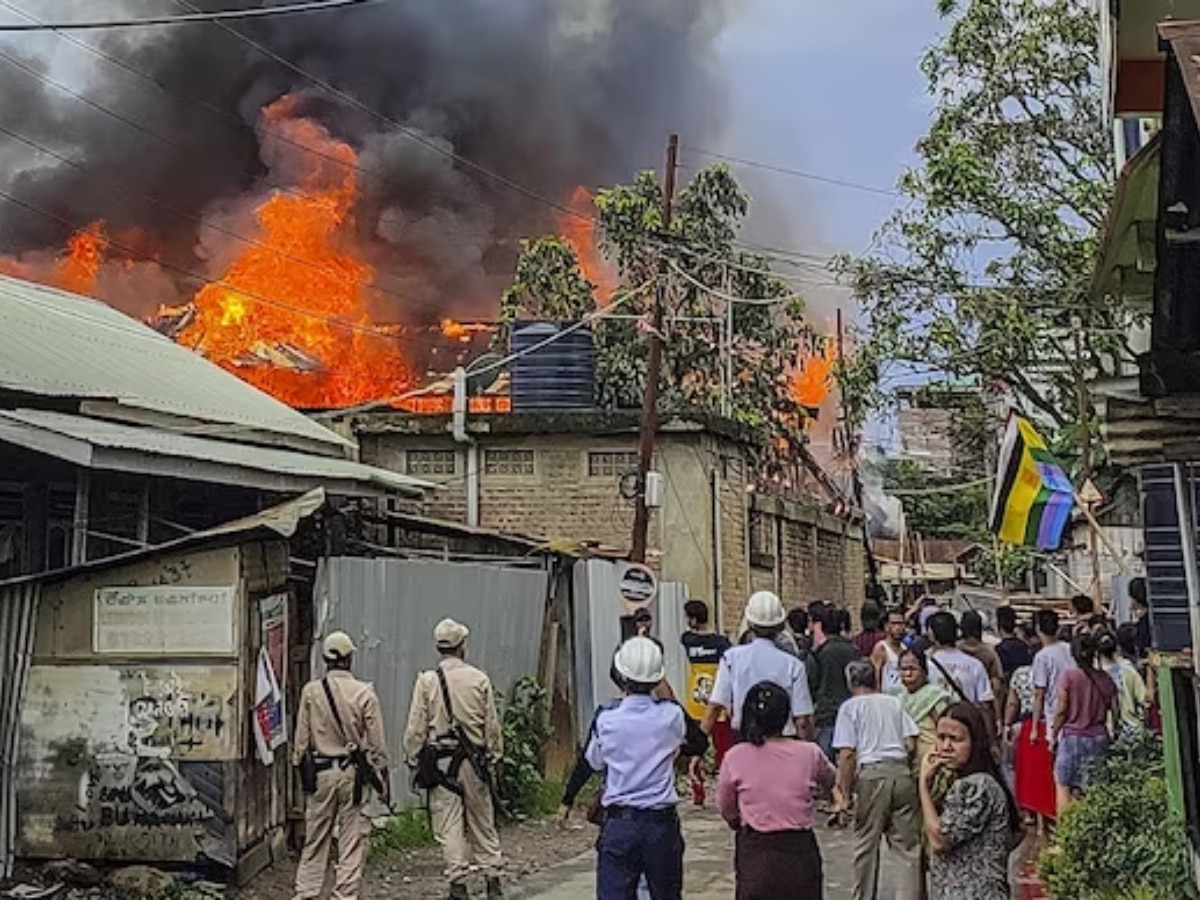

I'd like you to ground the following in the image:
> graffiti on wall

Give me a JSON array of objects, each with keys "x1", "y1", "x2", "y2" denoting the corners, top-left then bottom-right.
[{"x1": 18, "y1": 665, "x2": 237, "y2": 862}]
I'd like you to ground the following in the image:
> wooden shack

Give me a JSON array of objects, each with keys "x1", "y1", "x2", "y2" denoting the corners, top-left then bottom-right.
[{"x1": 9, "y1": 499, "x2": 314, "y2": 883}]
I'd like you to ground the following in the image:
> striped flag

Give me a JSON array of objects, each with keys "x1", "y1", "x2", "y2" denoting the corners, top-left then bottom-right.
[{"x1": 989, "y1": 413, "x2": 1075, "y2": 550}]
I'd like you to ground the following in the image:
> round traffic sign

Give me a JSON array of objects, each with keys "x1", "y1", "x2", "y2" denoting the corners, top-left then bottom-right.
[{"x1": 618, "y1": 562, "x2": 658, "y2": 611}]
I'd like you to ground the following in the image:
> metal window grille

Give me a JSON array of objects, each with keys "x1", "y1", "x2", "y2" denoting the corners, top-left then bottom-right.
[
  {"x1": 405, "y1": 450, "x2": 457, "y2": 477},
  {"x1": 588, "y1": 451, "x2": 640, "y2": 478},
  {"x1": 484, "y1": 449, "x2": 535, "y2": 476}
]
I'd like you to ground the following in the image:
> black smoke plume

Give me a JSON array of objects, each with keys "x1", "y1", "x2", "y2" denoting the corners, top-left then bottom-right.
[{"x1": 0, "y1": 0, "x2": 730, "y2": 321}]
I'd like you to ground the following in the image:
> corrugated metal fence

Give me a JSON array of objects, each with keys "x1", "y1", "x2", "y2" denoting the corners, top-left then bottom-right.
[
  {"x1": 0, "y1": 581, "x2": 38, "y2": 880},
  {"x1": 571, "y1": 560, "x2": 690, "y2": 742},
  {"x1": 313, "y1": 557, "x2": 550, "y2": 805}
]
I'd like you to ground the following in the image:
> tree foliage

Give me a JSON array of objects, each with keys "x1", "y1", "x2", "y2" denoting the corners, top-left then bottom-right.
[
  {"x1": 870, "y1": 457, "x2": 990, "y2": 540},
  {"x1": 500, "y1": 165, "x2": 815, "y2": 475},
  {"x1": 838, "y1": 0, "x2": 1136, "y2": 436}
]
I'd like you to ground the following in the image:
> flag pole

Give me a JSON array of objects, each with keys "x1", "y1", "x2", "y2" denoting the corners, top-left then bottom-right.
[{"x1": 1074, "y1": 494, "x2": 1129, "y2": 580}]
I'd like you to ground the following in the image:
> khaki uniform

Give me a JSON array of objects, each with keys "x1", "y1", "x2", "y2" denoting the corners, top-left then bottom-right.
[
  {"x1": 404, "y1": 657, "x2": 504, "y2": 886},
  {"x1": 292, "y1": 669, "x2": 388, "y2": 900}
]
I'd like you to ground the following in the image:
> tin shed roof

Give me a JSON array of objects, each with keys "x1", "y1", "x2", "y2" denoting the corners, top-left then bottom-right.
[{"x1": 0, "y1": 275, "x2": 351, "y2": 455}]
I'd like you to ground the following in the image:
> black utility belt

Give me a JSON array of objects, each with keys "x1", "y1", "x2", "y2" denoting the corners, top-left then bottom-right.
[
  {"x1": 312, "y1": 755, "x2": 351, "y2": 772},
  {"x1": 604, "y1": 805, "x2": 678, "y2": 823}
]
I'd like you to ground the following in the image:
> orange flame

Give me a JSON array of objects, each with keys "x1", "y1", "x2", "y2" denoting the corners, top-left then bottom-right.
[
  {"x1": 0, "y1": 220, "x2": 107, "y2": 295},
  {"x1": 177, "y1": 95, "x2": 409, "y2": 408},
  {"x1": 792, "y1": 339, "x2": 836, "y2": 409},
  {"x1": 560, "y1": 186, "x2": 617, "y2": 303}
]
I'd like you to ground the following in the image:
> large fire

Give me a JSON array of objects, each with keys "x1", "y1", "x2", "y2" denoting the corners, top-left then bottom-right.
[
  {"x1": 176, "y1": 95, "x2": 408, "y2": 408},
  {"x1": 560, "y1": 186, "x2": 617, "y2": 303},
  {"x1": 793, "y1": 339, "x2": 836, "y2": 409},
  {"x1": 0, "y1": 98, "x2": 619, "y2": 412}
]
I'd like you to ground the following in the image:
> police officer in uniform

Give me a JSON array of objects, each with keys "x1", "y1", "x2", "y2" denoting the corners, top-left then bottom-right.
[
  {"x1": 587, "y1": 636, "x2": 705, "y2": 900},
  {"x1": 702, "y1": 590, "x2": 815, "y2": 741},
  {"x1": 404, "y1": 618, "x2": 505, "y2": 900},
  {"x1": 292, "y1": 631, "x2": 389, "y2": 900}
]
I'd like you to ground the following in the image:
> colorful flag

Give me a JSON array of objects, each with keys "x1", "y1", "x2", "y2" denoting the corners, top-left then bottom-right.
[{"x1": 989, "y1": 413, "x2": 1075, "y2": 550}]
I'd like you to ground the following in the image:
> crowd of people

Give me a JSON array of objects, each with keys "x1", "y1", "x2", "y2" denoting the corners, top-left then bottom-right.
[{"x1": 565, "y1": 583, "x2": 1152, "y2": 900}]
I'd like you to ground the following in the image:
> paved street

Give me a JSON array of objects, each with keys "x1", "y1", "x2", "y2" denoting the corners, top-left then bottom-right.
[
  {"x1": 508, "y1": 805, "x2": 1050, "y2": 900},
  {"x1": 509, "y1": 806, "x2": 900, "y2": 900}
]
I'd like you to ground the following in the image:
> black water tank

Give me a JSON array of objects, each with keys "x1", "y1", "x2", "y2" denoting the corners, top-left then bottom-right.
[{"x1": 511, "y1": 322, "x2": 595, "y2": 411}]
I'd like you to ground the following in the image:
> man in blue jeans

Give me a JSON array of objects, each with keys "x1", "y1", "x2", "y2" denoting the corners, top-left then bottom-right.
[{"x1": 586, "y1": 636, "x2": 704, "y2": 899}]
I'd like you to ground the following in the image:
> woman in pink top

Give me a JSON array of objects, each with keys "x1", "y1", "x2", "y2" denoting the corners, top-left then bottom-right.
[
  {"x1": 717, "y1": 681, "x2": 837, "y2": 899},
  {"x1": 1051, "y1": 632, "x2": 1118, "y2": 816}
]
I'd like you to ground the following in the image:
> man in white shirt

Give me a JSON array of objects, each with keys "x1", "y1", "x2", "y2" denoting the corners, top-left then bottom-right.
[
  {"x1": 702, "y1": 591, "x2": 814, "y2": 740},
  {"x1": 1030, "y1": 608, "x2": 1074, "y2": 743},
  {"x1": 833, "y1": 660, "x2": 921, "y2": 900},
  {"x1": 925, "y1": 611, "x2": 994, "y2": 708}
]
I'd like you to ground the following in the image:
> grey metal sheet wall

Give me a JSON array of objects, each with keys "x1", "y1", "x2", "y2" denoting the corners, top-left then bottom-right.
[
  {"x1": 0, "y1": 582, "x2": 38, "y2": 880},
  {"x1": 571, "y1": 560, "x2": 691, "y2": 743},
  {"x1": 313, "y1": 557, "x2": 549, "y2": 805}
]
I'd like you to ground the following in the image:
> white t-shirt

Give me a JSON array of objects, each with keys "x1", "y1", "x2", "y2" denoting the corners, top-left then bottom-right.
[
  {"x1": 927, "y1": 647, "x2": 994, "y2": 704},
  {"x1": 832, "y1": 693, "x2": 919, "y2": 767},
  {"x1": 1031, "y1": 640, "x2": 1075, "y2": 722},
  {"x1": 710, "y1": 637, "x2": 814, "y2": 733},
  {"x1": 878, "y1": 641, "x2": 903, "y2": 696}
]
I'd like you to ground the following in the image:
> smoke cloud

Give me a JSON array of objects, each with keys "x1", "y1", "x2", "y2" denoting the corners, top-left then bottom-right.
[{"x1": 0, "y1": 0, "x2": 732, "y2": 322}]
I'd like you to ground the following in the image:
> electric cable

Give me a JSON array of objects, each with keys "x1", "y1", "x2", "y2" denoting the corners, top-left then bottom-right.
[
  {"x1": 682, "y1": 146, "x2": 901, "y2": 198},
  {"x1": 0, "y1": 0, "x2": 381, "y2": 31}
]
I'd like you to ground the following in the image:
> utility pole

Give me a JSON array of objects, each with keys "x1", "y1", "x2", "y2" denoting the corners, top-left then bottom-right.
[
  {"x1": 1074, "y1": 324, "x2": 1104, "y2": 611},
  {"x1": 834, "y1": 307, "x2": 880, "y2": 595},
  {"x1": 629, "y1": 133, "x2": 678, "y2": 564}
]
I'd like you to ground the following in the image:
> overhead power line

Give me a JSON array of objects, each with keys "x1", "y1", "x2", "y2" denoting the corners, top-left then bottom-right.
[
  {"x1": 0, "y1": 0, "x2": 380, "y2": 31},
  {"x1": 684, "y1": 146, "x2": 902, "y2": 198}
]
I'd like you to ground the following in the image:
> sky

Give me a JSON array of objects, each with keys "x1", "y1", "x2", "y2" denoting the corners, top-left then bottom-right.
[{"x1": 715, "y1": 0, "x2": 946, "y2": 455}]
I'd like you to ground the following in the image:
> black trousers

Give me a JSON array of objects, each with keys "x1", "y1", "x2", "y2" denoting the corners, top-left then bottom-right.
[
  {"x1": 596, "y1": 807, "x2": 684, "y2": 900},
  {"x1": 734, "y1": 827, "x2": 823, "y2": 900}
]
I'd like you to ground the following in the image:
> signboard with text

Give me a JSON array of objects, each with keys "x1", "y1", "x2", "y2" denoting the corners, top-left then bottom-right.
[{"x1": 93, "y1": 585, "x2": 237, "y2": 655}]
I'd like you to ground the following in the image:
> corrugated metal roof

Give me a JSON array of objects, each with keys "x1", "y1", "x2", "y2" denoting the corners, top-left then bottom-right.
[
  {"x1": 0, "y1": 275, "x2": 352, "y2": 453},
  {"x1": 0, "y1": 408, "x2": 430, "y2": 496}
]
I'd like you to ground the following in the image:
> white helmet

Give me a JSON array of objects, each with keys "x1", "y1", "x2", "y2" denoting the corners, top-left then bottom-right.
[
  {"x1": 613, "y1": 636, "x2": 665, "y2": 685},
  {"x1": 745, "y1": 590, "x2": 786, "y2": 628}
]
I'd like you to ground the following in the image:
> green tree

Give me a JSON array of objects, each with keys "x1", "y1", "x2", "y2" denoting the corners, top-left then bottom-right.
[
  {"x1": 500, "y1": 165, "x2": 814, "y2": 475},
  {"x1": 838, "y1": 0, "x2": 1136, "y2": 437},
  {"x1": 871, "y1": 457, "x2": 990, "y2": 539}
]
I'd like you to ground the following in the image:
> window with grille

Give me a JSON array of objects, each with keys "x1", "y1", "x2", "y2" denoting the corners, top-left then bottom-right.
[
  {"x1": 484, "y1": 449, "x2": 535, "y2": 476},
  {"x1": 588, "y1": 451, "x2": 640, "y2": 478},
  {"x1": 406, "y1": 450, "x2": 457, "y2": 477}
]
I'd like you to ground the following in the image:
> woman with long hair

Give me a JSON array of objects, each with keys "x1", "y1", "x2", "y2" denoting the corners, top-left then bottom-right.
[
  {"x1": 919, "y1": 702, "x2": 1020, "y2": 900},
  {"x1": 1052, "y1": 631, "x2": 1119, "y2": 816},
  {"x1": 717, "y1": 681, "x2": 837, "y2": 899}
]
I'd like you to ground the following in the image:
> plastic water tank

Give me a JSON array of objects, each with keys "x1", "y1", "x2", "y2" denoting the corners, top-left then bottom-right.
[{"x1": 510, "y1": 322, "x2": 595, "y2": 411}]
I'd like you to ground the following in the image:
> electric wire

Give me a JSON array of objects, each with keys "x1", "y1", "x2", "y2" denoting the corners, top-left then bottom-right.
[
  {"x1": 0, "y1": 185, "x2": 444, "y2": 350},
  {"x1": 0, "y1": 0, "x2": 381, "y2": 31},
  {"x1": 682, "y1": 146, "x2": 901, "y2": 198}
]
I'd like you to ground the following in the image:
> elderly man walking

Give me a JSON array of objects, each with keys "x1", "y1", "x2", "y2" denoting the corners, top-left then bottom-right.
[
  {"x1": 702, "y1": 591, "x2": 814, "y2": 740},
  {"x1": 833, "y1": 660, "x2": 922, "y2": 900},
  {"x1": 404, "y1": 619, "x2": 505, "y2": 900},
  {"x1": 292, "y1": 631, "x2": 390, "y2": 900}
]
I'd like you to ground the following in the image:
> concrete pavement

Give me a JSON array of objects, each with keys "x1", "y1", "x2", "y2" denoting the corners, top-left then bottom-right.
[{"x1": 510, "y1": 805, "x2": 904, "y2": 899}]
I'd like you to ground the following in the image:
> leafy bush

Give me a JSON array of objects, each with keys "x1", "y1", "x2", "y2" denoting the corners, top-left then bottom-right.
[
  {"x1": 370, "y1": 805, "x2": 434, "y2": 858},
  {"x1": 1039, "y1": 731, "x2": 1194, "y2": 899},
  {"x1": 496, "y1": 675, "x2": 551, "y2": 821}
]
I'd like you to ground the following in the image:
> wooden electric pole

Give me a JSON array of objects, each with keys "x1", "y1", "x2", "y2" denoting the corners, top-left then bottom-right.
[{"x1": 630, "y1": 133, "x2": 678, "y2": 564}]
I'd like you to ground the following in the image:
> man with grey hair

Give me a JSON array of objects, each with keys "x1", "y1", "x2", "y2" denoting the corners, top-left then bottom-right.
[{"x1": 832, "y1": 659, "x2": 922, "y2": 900}]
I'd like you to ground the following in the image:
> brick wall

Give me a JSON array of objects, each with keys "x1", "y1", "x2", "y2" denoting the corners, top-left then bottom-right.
[{"x1": 356, "y1": 421, "x2": 866, "y2": 637}]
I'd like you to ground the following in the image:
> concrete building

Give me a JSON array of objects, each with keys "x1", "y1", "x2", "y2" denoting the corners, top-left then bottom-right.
[{"x1": 347, "y1": 409, "x2": 867, "y2": 632}]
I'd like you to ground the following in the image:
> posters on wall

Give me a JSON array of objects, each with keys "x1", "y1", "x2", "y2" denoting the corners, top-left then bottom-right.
[{"x1": 252, "y1": 594, "x2": 288, "y2": 765}]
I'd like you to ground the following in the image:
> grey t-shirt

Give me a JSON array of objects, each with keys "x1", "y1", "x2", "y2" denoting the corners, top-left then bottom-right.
[{"x1": 1031, "y1": 640, "x2": 1075, "y2": 724}]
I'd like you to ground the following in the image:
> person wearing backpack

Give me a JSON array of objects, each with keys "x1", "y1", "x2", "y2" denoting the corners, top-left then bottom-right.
[
  {"x1": 404, "y1": 619, "x2": 505, "y2": 900},
  {"x1": 292, "y1": 631, "x2": 390, "y2": 900}
]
